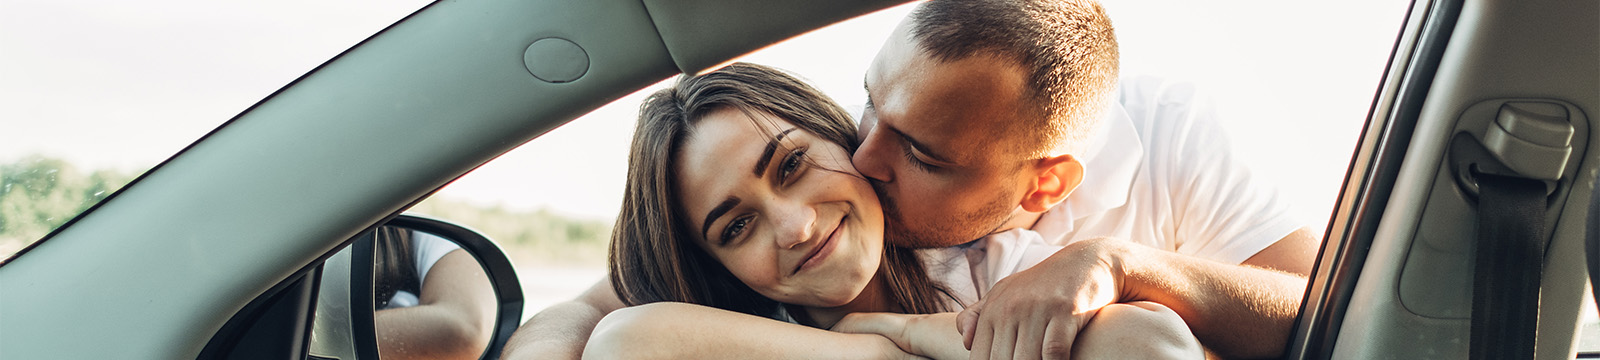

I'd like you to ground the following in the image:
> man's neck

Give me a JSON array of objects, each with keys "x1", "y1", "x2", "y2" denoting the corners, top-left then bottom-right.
[{"x1": 997, "y1": 208, "x2": 1047, "y2": 233}]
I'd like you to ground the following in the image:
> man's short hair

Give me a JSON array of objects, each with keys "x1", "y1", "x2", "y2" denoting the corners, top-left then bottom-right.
[{"x1": 911, "y1": 0, "x2": 1119, "y2": 159}]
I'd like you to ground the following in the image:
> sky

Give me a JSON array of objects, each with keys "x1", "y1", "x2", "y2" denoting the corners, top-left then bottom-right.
[{"x1": 2, "y1": 0, "x2": 1411, "y2": 229}]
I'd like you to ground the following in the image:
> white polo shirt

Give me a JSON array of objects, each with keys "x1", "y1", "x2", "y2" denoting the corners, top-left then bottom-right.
[
  {"x1": 1030, "y1": 75, "x2": 1302, "y2": 265},
  {"x1": 923, "y1": 76, "x2": 1304, "y2": 305}
]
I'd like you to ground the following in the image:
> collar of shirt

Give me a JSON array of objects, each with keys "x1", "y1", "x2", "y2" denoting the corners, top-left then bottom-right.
[{"x1": 1031, "y1": 96, "x2": 1144, "y2": 241}]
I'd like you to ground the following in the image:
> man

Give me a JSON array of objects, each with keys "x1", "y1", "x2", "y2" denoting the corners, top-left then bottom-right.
[
  {"x1": 855, "y1": 0, "x2": 1317, "y2": 359},
  {"x1": 503, "y1": 0, "x2": 1316, "y2": 358}
]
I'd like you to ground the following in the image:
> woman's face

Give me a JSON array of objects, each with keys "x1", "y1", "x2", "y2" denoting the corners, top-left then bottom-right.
[{"x1": 676, "y1": 107, "x2": 885, "y2": 308}]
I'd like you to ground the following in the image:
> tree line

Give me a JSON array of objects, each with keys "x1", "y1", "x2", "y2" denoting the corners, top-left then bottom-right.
[{"x1": 0, "y1": 156, "x2": 611, "y2": 265}]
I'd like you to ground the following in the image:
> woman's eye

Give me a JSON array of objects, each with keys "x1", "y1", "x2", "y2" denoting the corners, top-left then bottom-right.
[
  {"x1": 779, "y1": 149, "x2": 806, "y2": 180},
  {"x1": 721, "y1": 216, "x2": 751, "y2": 245}
]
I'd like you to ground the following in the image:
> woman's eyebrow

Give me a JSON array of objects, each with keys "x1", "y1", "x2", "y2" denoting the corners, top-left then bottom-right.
[
  {"x1": 703, "y1": 127, "x2": 800, "y2": 242},
  {"x1": 753, "y1": 128, "x2": 799, "y2": 176},
  {"x1": 702, "y1": 196, "x2": 741, "y2": 242}
]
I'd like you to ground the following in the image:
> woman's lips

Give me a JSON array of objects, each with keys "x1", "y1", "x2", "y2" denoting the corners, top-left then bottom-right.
[{"x1": 795, "y1": 215, "x2": 845, "y2": 275}]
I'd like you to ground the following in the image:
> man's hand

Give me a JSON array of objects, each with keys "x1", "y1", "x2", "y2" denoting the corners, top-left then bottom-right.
[
  {"x1": 959, "y1": 233, "x2": 1313, "y2": 359},
  {"x1": 957, "y1": 237, "x2": 1125, "y2": 360},
  {"x1": 835, "y1": 312, "x2": 967, "y2": 360}
]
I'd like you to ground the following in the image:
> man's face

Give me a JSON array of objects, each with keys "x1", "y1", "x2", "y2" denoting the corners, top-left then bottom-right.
[{"x1": 855, "y1": 23, "x2": 1037, "y2": 248}]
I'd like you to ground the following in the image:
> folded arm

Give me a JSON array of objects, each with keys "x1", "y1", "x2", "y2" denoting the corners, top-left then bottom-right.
[
  {"x1": 584, "y1": 302, "x2": 922, "y2": 360},
  {"x1": 838, "y1": 303, "x2": 1201, "y2": 360},
  {"x1": 500, "y1": 277, "x2": 625, "y2": 360},
  {"x1": 960, "y1": 229, "x2": 1316, "y2": 360},
  {"x1": 836, "y1": 312, "x2": 969, "y2": 360},
  {"x1": 1122, "y1": 228, "x2": 1316, "y2": 358},
  {"x1": 375, "y1": 250, "x2": 498, "y2": 360}
]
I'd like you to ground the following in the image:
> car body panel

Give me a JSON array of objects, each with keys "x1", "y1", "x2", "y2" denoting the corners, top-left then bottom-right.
[
  {"x1": 4, "y1": 0, "x2": 1594, "y2": 358},
  {"x1": 0, "y1": 0, "x2": 905, "y2": 357}
]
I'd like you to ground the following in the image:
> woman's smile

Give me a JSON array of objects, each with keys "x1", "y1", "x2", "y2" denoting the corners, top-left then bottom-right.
[
  {"x1": 794, "y1": 214, "x2": 846, "y2": 275},
  {"x1": 675, "y1": 106, "x2": 885, "y2": 308}
]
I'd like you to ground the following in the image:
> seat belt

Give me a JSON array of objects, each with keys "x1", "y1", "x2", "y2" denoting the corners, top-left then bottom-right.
[{"x1": 1470, "y1": 172, "x2": 1547, "y2": 360}]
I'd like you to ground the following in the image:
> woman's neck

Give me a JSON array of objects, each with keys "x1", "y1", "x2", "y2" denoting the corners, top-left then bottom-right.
[{"x1": 802, "y1": 270, "x2": 897, "y2": 329}]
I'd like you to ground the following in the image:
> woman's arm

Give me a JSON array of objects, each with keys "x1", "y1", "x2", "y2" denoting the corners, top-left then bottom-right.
[
  {"x1": 502, "y1": 277, "x2": 625, "y2": 360},
  {"x1": 835, "y1": 312, "x2": 969, "y2": 360},
  {"x1": 582, "y1": 302, "x2": 924, "y2": 360},
  {"x1": 375, "y1": 249, "x2": 498, "y2": 360}
]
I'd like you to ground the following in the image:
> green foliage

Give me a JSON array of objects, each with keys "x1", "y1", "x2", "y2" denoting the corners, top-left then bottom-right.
[
  {"x1": 0, "y1": 156, "x2": 614, "y2": 266},
  {"x1": 408, "y1": 197, "x2": 613, "y2": 267},
  {"x1": 0, "y1": 156, "x2": 135, "y2": 257}
]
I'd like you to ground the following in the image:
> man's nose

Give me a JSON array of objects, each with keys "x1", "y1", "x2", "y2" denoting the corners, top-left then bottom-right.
[
  {"x1": 772, "y1": 202, "x2": 816, "y2": 250},
  {"x1": 852, "y1": 122, "x2": 894, "y2": 183}
]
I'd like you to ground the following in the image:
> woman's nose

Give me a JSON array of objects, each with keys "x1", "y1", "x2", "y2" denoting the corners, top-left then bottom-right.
[{"x1": 771, "y1": 202, "x2": 816, "y2": 250}]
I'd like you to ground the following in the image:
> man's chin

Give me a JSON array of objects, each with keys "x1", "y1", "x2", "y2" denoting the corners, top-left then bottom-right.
[{"x1": 884, "y1": 221, "x2": 972, "y2": 249}]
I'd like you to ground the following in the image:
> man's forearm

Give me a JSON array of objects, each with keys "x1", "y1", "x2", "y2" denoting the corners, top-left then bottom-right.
[
  {"x1": 501, "y1": 301, "x2": 607, "y2": 360},
  {"x1": 1116, "y1": 242, "x2": 1307, "y2": 359}
]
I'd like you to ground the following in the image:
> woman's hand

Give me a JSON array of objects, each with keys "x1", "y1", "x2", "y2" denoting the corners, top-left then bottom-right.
[{"x1": 834, "y1": 312, "x2": 968, "y2": 360}]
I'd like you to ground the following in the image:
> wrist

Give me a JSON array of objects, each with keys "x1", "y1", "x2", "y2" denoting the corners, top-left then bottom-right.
[
  {"x1": 900, "y1": 314, "x2": 935, "y2": 355},
  {"x1": 1089, "y1": 237, "x2": 1137, "y2": 302},
  {"x1": 1106, "y1": 239, "x2": 1169, "y2": 304},
  {"x1": 853, "y1": 333, "x2": 914, "y2": 360}
]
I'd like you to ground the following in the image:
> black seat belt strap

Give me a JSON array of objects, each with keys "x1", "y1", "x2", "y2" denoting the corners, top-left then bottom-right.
[{"x1": 1470, "y1": 172, "x2": 1546, "y2": 360}]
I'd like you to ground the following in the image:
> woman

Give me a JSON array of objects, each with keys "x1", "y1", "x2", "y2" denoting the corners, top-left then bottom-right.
[{"x1": 583, "y1": 63, "x2": 1201, "y2": 359}]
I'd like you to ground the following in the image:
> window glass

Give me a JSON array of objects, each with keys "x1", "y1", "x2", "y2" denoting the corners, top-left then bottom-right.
[
  {"x1": 410, "y1": 0, "x2": 1409, "y2": 315},
  {"x1": 0, "y1": 0, "x2": 433, "y2": 259}
]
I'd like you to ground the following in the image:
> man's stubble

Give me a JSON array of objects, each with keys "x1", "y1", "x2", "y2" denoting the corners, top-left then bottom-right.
[{"x1": 875, "y1": 180, "x2": 1017, "y2": 249}]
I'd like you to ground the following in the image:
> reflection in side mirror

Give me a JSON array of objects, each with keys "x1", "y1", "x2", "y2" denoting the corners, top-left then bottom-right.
[
  {"x1": 310, "y1": 214, "x2": 524, "y2": 360},
  {"x1": 371, "y1": 226, "x2": 497, "y2": 360}
]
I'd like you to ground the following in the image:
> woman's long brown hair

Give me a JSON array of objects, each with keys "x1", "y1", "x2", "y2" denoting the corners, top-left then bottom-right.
[{"x1": 609, "y1": 62, "x2": 952, "y2": 323}]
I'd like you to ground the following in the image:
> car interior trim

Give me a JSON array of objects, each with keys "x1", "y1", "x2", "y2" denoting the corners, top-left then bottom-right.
[
  {"x1": 1330, "y1": 0, "x2": 1598, "y2": 357},
  {"x1": 1285, "y1": 0, "x2": 1457, "y2": 357}
]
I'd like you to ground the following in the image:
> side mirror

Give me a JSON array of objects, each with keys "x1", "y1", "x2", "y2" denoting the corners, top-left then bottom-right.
[{"x1": 310, "y1": 214, "x2": 524, "y2": 360}]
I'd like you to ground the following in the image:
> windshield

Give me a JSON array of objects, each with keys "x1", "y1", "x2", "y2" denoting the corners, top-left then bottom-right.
[{"x1": 0, "y1": 0, "x2": 433, "y2": 258}]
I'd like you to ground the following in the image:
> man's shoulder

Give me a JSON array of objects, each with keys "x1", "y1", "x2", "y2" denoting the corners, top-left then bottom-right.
[
  {"x1": 1113, "y1": 74, "x2": 1220, "y2": 140},
  {"x1": 1108, "y1": 74, "x2": 1232, "y2": 183},
  {"x1": 1116, "y1": 74, "x2": 1203, "y2": 110}
]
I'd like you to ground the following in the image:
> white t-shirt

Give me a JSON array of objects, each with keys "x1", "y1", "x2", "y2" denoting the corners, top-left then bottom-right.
[
  {"x1": 777, "y1": 77, "x2": 1302, "y2": 319},
  {"x1": 1029, "y1": 75, "x2": 1303, "y2": 265},
  {"x1": 381, "y1": 231, "x2": 462, "y2": 309},
  {"x1": 920, "y1": 229, "x2": 1062, "y2": 308},
  {"x1": 918, "y1": 76, "x2": 1303, "y2": 308}
]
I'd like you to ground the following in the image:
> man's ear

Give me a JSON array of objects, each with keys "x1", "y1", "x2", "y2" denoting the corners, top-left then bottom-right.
[{"x1": 1019, "y1": 154, "x2": 1084, "y2": 213}]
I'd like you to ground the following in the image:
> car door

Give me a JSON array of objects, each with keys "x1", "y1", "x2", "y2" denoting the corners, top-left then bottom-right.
[
  {"x1": 1288, "y1": 0, "x2": 1599, "y2": 358},
  {"x1": 0, "y1": 0, "x2": 908, "y2": 358}
]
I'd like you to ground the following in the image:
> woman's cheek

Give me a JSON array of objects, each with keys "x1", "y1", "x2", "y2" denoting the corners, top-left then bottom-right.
[{"x1": 723, "y1": 249, "x2": 782, "y2": 289}]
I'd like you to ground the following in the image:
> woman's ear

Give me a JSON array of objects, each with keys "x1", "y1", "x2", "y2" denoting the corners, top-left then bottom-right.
[{"x1": 1020, "y1": 154, "x2": 1084, "y2": 213}]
